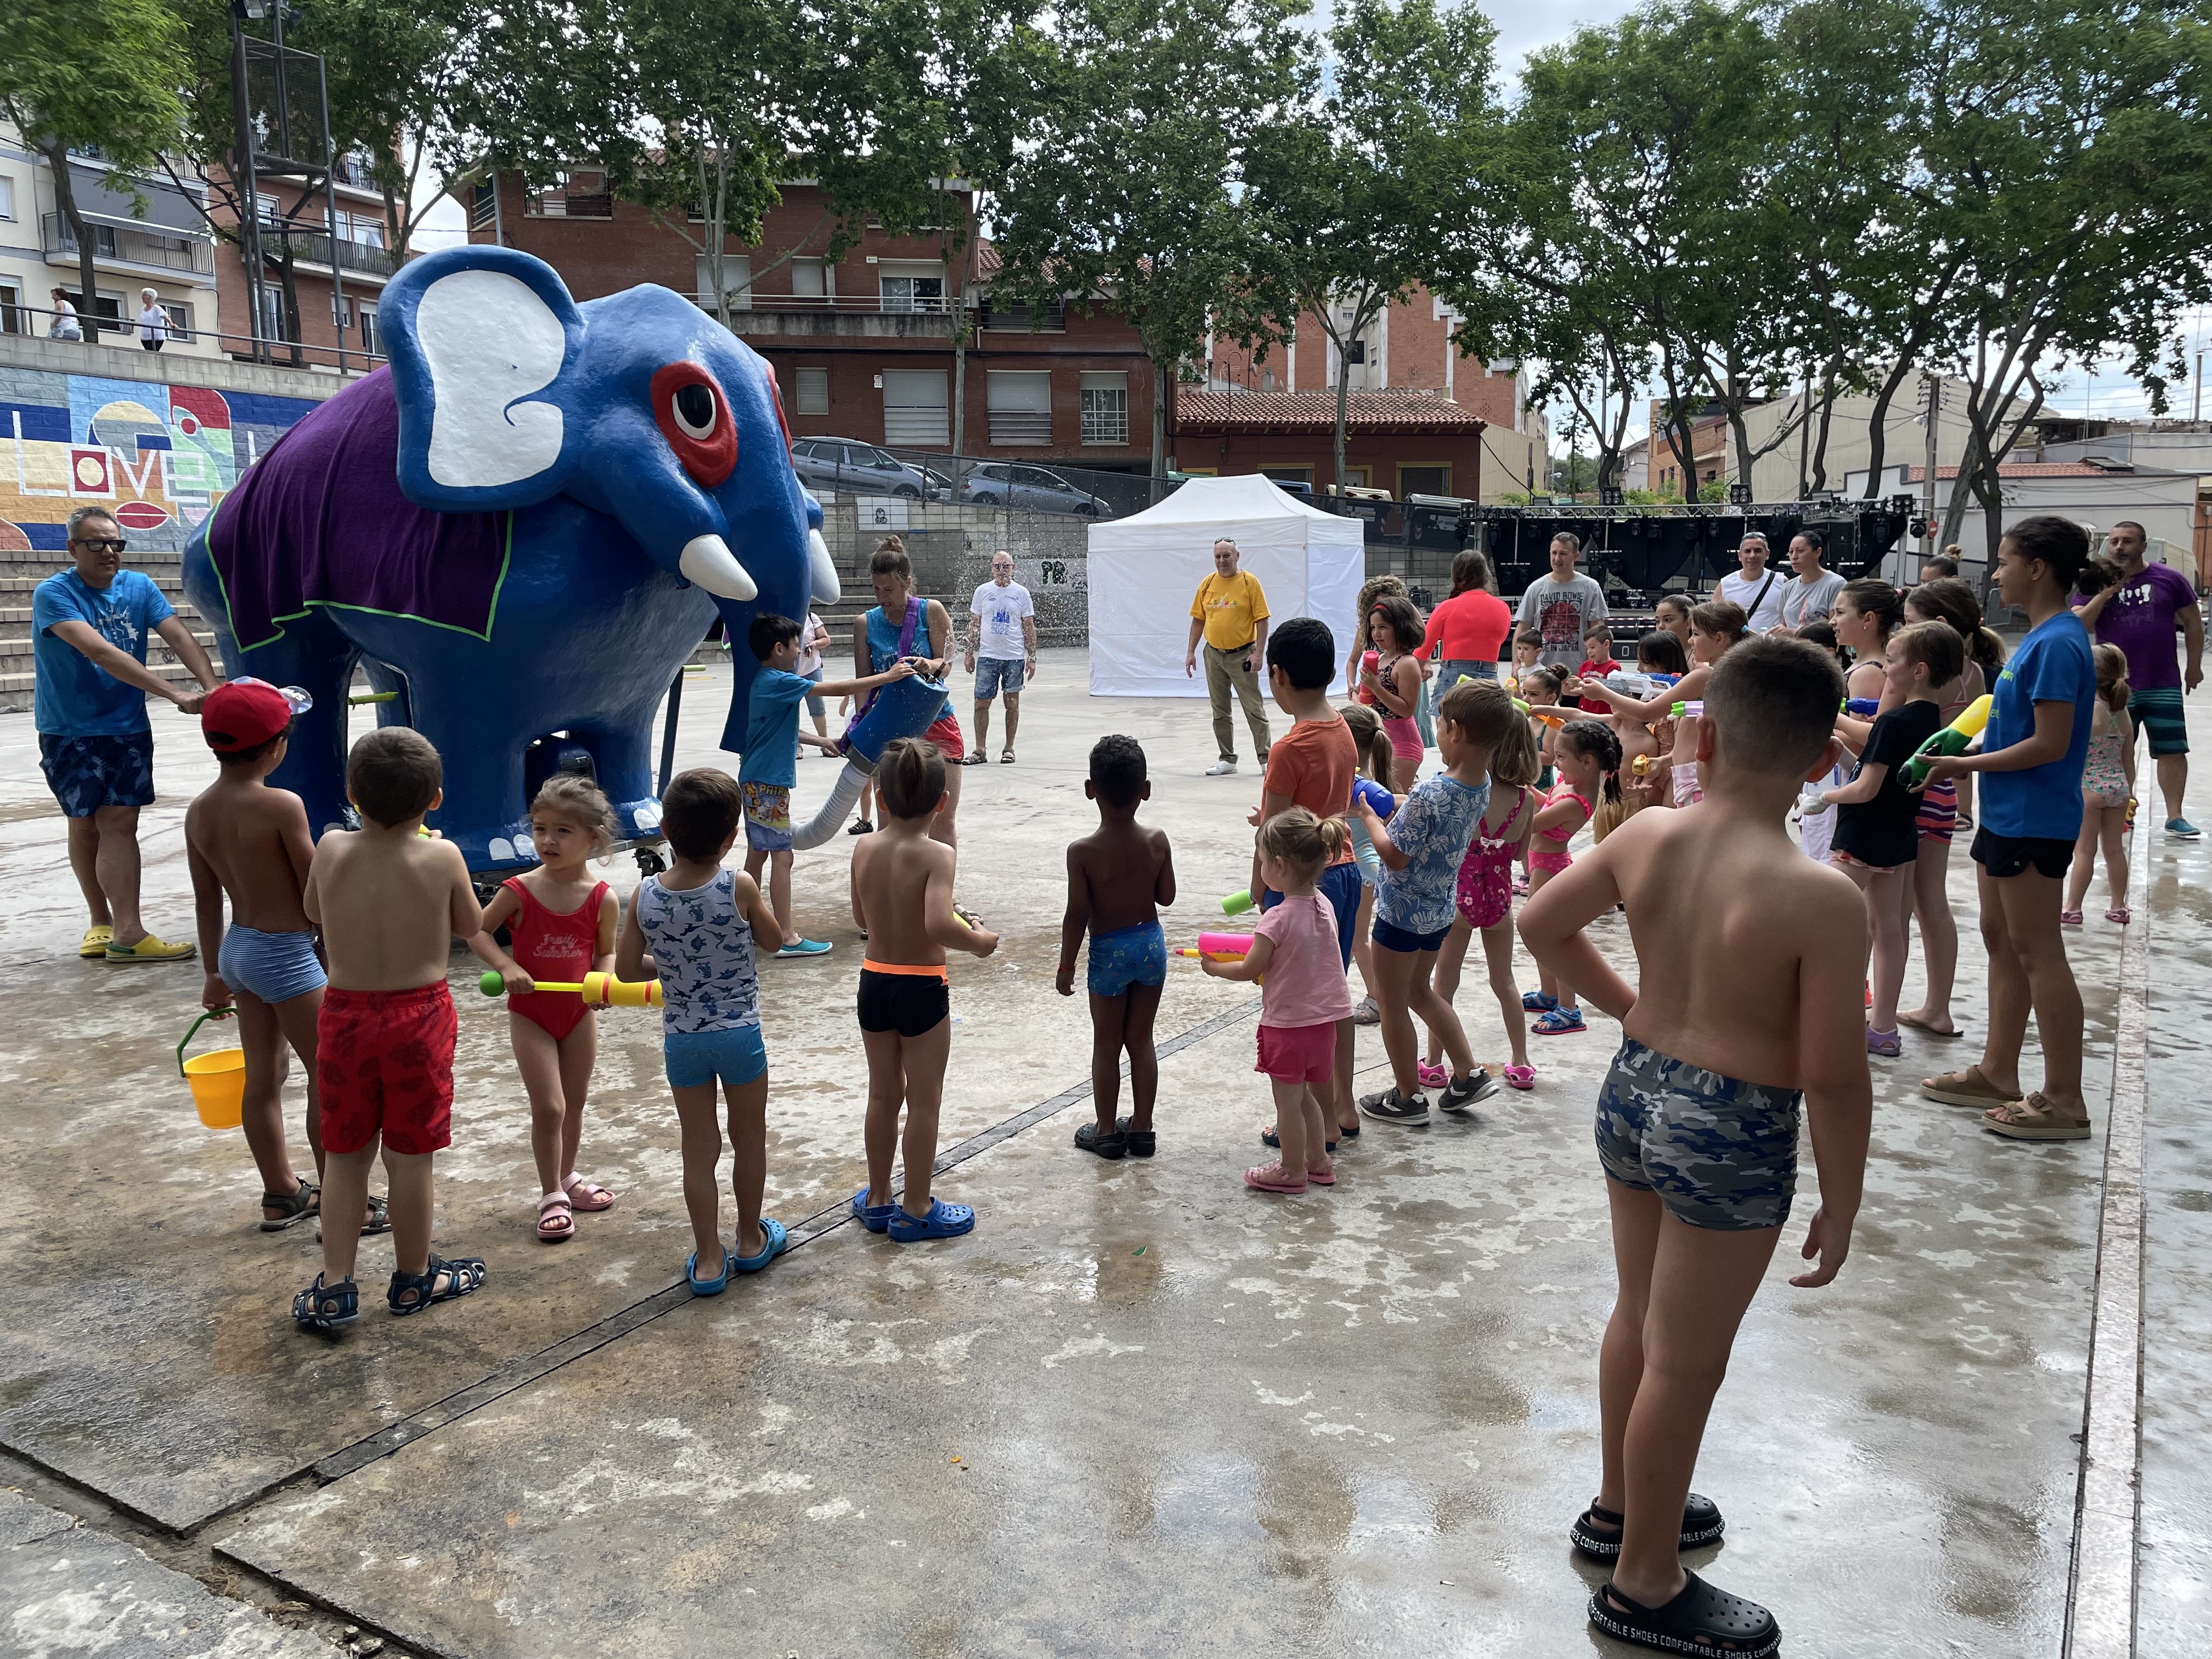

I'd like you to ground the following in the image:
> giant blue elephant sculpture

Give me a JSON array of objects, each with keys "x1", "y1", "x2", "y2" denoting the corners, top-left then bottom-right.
[{"x1": 181, "y1": 246, "x2": 841, "y2": 870}]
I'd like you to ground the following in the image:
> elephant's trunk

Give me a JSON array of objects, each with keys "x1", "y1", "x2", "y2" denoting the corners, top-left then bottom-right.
[
  {"x1": 785, "y1": 670, "x2": 949, "y2": 847},
  {"x1": 790, "y1": 761, "x2": 870, "y2": 850}
]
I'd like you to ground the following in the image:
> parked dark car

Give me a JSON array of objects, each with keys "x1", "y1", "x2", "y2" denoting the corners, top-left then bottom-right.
[
  {"x1": 789, "y1": 437, "x2": 933, "y2": 499},
  {"x1": 961, "y1": 461, "x2": 1108, "y2": 516}
]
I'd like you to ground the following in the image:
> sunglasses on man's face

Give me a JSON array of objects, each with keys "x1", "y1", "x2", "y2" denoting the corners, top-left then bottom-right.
[{"x1": 72, "y1": 537, "x2": 127, "y2": 554}]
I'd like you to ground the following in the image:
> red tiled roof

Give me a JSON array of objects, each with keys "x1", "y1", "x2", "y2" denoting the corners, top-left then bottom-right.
[
  {"x1": 1905, "y1": 462, "x2": 2119, "y2": 481},
  {"x1": 1177, "y1": 388, "x2": 1488, "y2": 433}
]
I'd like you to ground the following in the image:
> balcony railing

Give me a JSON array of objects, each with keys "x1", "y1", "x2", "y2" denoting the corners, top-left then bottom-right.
[
  {"x1": 524, "y1": 193, "x2": 614, "y2": 219},
  {"x1": 980, "y1": 302, "x2": 1066, "y2": 332},
  {"x1": 43, "y1": 213, "x2": 215, "y2": 277},
  {"x1": 262, "y1": 227, "x2": 398, "y2": 279}
]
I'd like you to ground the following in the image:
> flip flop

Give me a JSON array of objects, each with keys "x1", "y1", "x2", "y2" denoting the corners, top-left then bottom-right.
[
  {"x1": 1898, "y1": 1011, "x2": 1961, "y2": 1039},
  {"x1": 1983, "y1": 1092, "x2": 2093, "y2": 1142},
  {"x1": 562, "y1": 1173, "x2": 617, "y2": 1211},
  {"x1": 731, "y1": 1217, "x2": 788, "y2": 1273},
  {"x1": 536, "y1": 1192, "x2": 575, "y2": 1242},
  {"x1": 1921, "y1": 1065, "x2": 2015, "y2": 1108}
]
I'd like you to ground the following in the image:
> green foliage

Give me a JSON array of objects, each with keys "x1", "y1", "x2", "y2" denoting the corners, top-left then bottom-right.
[
  {"x1": 1243, "y1": 0, "x2": 1501, "y2": 484},
  {"x1": 988, "y1": 0, "x2": 1313, "y2": 474}
]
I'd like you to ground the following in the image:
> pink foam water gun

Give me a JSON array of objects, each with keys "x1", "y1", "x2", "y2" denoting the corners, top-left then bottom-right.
[{"x1": 1174, "y1": 932, "x2": 1254, "y2": 963}]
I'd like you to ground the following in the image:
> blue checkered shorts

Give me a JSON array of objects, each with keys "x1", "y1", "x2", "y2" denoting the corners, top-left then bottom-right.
[
  {"x1": 1594, "y1": 1037, "x2": 1803, "y2": 1231},
  {"x1": 40, "y1": 730, "x2": 156, "y2": 817}
]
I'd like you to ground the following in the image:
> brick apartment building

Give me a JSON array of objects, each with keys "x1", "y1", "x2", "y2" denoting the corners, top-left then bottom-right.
[
  {"x1": 468, "y1": 172, "x2": 1156, "y2": 475},
  {"x1": 207, "y1": 148, "x2": 399, "y2": 368},
  {"x1": 1193, "y1": 284, "x2": 1548, "y2": 500}
]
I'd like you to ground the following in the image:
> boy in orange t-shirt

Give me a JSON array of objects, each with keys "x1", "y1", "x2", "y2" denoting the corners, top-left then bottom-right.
[{"x1": 1251, "y1": 617, "x2": 1361, "y2": 1142}]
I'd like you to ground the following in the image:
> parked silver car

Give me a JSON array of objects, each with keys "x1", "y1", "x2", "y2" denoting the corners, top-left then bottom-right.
[
  {"x1": 961, "y1": 461, "x2": 1108, "y2": 516},
  {"x1": 789, "y1": 437, "x2": 932, "y2": 499}
]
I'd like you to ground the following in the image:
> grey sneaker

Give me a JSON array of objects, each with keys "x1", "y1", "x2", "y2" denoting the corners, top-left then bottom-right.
[
  {"x1": 1359, "y1": 1087, "x2": 1431, "y2": 1127},
  {"x1": 1206, "y1": 758, "x2": 1239, "y2": 776},
  {"x1": 1438, "y1": 1069, "x2": 1498, "y2": 1113}
]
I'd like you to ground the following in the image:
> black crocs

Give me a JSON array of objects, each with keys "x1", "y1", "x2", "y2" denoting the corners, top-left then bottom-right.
[
  {"x1": 1074, "y1": 1122, "x2": 1127, "y2": 1160},
  {"x1": 1114, "y1": 1118, "x2": 1156, "y2": 1158},
  {"x1": 291, "y1": 1273, "x2": 358, "y2": 1330},
  {"x1": 1588, "y1": 1572, "x2": 1779, "y2": 1656},
  {"x1": 388, "y1": 1254, "x2": 487, "y2": 1316},
  {"x1": 1571, "y1": 1491, "x2": 1726, "y2": 1559}
]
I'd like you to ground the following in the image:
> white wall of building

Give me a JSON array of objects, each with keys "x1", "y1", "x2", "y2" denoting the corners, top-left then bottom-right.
[{"x1": 1844, "y1": 461, "x2": 2197, "y2": 584}]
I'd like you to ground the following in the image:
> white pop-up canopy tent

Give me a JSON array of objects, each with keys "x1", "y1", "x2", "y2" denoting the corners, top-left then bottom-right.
[{"x1": 1086, "y1": 474, "x2": 1368, "y2": 698}]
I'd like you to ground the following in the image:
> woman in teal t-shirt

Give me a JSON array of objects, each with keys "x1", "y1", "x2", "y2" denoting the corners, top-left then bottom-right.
[{"x1": 1917, "y1": 515, "x2": 2097, "y2": 1144}]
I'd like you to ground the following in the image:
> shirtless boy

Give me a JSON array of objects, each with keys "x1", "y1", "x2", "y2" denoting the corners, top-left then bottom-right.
[
  {"x1": 1058, "y1": 734, "x2": 1176, "y2": 1160},
  {"x1": 849, "y1": 738, "x2": 1001, "y2": 1241},
  {"x1": 294, "y1": 727, "x2": 487, "y2": 1328},
  {"x1": 187, "y1": 680, "x2": 388, "y2": 1237},
  {"x1": 1520, "y1": 635, "x2": 1873, "y2": 1657}
]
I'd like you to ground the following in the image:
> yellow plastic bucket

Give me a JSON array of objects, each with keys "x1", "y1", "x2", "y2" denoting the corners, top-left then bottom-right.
[{"x1": 177, "y1": 1010, "x2": 245, "y2": 1131}]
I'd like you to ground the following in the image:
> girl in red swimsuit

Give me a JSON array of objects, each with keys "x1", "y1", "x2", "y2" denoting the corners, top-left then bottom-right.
[{"x1": 469, "y1": 776, "x2": 623, "y2": 1242}]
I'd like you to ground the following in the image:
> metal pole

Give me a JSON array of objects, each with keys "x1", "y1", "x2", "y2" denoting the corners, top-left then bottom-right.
[
  {"x1": 319, "y1": 62, "x2": 346, "y2": 373},
  {"x1": 229, "y1": 4, "x2": 264, "y2": 365},
  {"x1": 657, "y1": 665, "x2": 686, "y2": 797}
]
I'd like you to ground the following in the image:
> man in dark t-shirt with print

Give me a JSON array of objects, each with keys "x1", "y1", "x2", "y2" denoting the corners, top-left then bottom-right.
[{"x1": 2073, "y1": 520, "x2": 2204, "y2": 838}]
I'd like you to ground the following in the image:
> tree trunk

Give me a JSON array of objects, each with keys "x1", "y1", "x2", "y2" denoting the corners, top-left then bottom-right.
[
  {"x1": 952, "y1": 302, "x2": 969, "y2": 459},
  {"x1": 1151, "y1": 356, "x2": 1169, "y2": 478},
  {"x1": 1807, "y1": 365, "x2": 1838, "y2": 493},
  {"x1": 1333, "y1": 339, "x2": 1351, "y2": 492},
  {"x1": 1859, "y1": 363, "x2": 1911, "y2": 496},
  {"x1": 37, "y1": 134, "x2": 100, "y2": 343}
]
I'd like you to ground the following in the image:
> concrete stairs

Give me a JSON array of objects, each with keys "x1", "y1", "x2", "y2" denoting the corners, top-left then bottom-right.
[{"x1": 0, "y1": 544, "x2": 221, "y2": 712}]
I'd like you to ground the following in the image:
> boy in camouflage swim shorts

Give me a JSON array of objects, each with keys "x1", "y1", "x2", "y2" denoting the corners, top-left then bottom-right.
[{"x1": 1521, "y1": 636, "x2": 1875, "y2": 1659}]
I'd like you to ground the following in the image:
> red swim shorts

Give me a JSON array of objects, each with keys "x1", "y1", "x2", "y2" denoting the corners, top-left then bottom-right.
[
  {"x1": 317, "y1": 981, "x2": 457, "y2": 1156},
  {"x1": 925, "y1": 712, "x2": 965, "y2": 762},
  {"x1": 1256, "y1": 1020, "x2": 1336, "y2": 1085}
]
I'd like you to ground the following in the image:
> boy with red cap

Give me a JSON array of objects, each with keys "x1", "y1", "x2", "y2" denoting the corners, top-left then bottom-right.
[{"x1": 187, "y1": 680, "x2": 390, "y2": 1239}]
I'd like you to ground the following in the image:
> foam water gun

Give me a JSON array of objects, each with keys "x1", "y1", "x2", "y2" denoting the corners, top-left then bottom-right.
[
  {"x1": 1844, "y1": 696, "x2": 1880, "y2": 718},
  {"x1": 477, "y1": 969, "x2": 662, "y2": 1007},
  {"x1": 1514, "y1": 697, "x2": 1566, "y2": 730},
  {"x1": 1670, "y1": 701, "x2": 1704, "y2": 719},
  {"x1": 348, "y1": 690, "x2": 397, "y2": 706},
  {"x1": 1904, "y1": 693, "x2": 1993, "y2": 787},
  {"x1": 1221, "y1": 888, "x2": 1256, "y2": 916},
  {"x1": 1175, "y1": 932, "x2": 1254, "y2": 963}
]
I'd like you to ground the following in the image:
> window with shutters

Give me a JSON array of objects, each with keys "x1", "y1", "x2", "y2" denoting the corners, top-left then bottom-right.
[
  {"x1": 1080, "y1": 372, "x2": 1128, "y2": 445},
  {"x1": 694, "y1": 256, "x2": 752, "y2": 311},
  {"x1": 790, "y1": 258, "x2": 826, "y2": 299},
  {"x1": 882, "y1": 370, "x2": 949, "y2": 447},
  {"x1": 987, "y1": 371, "x2": 1052, "y2": 445},
  {"x1": 793, "y1": 367, "x2": 830, "y2": 415}
]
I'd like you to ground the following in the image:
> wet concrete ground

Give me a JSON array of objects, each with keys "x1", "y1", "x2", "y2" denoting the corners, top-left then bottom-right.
[{"x1": 0, "y1": 647, "x2": 2197, "y2": 1658}]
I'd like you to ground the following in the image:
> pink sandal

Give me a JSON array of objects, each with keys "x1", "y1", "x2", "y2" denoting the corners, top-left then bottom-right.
[
  {"x1": 2106, "y1": 907, "x2": 2131, "y2": 926},
  {"x1": 2059, "y1": 910, "x2": 2083, "y2": 927},
  {"x1": 1244, "y1": 1161, "x2": 1308, "y2": 1195},
  {"x1": 1417, "y1": 1059, "x2": 1449, "y2": 1089},
  {"x1": 562, "y1": 1173, "x2": 617, "y2": 1212},
  {"x1": 535, "y1": 1192, "x2": 575, "y2": 1242},
  {"x1": 1504, "y1": 1064, "x2": 1536, "y2": 1090}
]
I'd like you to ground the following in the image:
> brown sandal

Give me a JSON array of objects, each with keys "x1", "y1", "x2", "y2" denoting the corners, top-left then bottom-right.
[
  {"x1": 1921, "y1": 1066, "x2": 2014, "y2": 1109},
  {"x1": 1983, "y1": 1093, "x2": 2092, "y2": 1141}
]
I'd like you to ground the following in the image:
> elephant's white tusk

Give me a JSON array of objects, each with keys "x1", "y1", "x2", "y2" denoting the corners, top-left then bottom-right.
[
  {"x1": 809, "y1": 527, "x2": 840, "y2": 604},
  {"x1": 678, "y1": 534, "x2": 757, "y2": 602}
]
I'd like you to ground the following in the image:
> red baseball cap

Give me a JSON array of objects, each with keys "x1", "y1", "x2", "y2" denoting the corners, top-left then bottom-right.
[{"x1": 202, "y1": 678, "x2": 312, "y2": 753}]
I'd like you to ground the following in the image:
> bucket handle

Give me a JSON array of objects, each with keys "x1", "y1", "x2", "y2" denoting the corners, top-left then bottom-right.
[{"x1": 176, "y1": 1007, "x2": 236, "y2": 1078}]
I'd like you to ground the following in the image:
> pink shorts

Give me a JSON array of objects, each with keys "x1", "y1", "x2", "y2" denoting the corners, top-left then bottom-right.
[{"x1": 1256, "y1": 1021, "x2": 1336, "y2": 1085}]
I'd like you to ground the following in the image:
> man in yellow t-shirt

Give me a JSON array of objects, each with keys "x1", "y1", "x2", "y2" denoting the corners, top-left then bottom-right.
[{"x1": 1184, "y1": 539, "x2": 1272, "y2": 775}]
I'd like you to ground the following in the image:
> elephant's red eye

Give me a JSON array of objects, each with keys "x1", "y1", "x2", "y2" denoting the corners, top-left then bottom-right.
[{"x1": 651, "y1": 362, "x2": 736, "y2": 487}]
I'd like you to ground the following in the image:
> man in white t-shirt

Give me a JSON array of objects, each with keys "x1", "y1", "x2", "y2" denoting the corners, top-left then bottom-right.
[
  {"x1": 964, "y1": 550, "x2": 1037, "y2": 763},
  {"x1": 1514, "y1": 533, "x2": 1610, "y2": 669},
  {"x1": 1775, "y1": 530, "x2": 1846, "y2": 634},
  {"x1": 1715, "y1": 533, "x2": 1787, "y2": 632}
]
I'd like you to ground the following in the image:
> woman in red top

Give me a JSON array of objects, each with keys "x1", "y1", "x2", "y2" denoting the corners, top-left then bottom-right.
[
  {"x1": 469, "y1": 776, "x2": 623, "y2": 1241},
  {"x1": 1422, "y1": 549, "x2": 1513, "y2": 691}
]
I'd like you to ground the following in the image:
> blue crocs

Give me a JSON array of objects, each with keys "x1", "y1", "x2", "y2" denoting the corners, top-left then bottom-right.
[
  {"x1": 887, "y1": 1197, "x2": 975, "y2": 1243},
  {"x1": 850, "y1": 1187, "x2": 898, "y2": 1232},
  {"x1": 732, "y1": 1217, "x2": 788, "y2": 1273},
  {"x1": 686, "y1": 1246, "x2": 732, "y2": 1296}
]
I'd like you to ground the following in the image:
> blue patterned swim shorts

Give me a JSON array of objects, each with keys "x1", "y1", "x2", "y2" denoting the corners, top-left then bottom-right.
[
  {"x1": 1087, "y1": 918, "x2": 1166, "y2": 998},
  {"x1": 1594, "y1": 1037, "x2": 1803, "y2": 1231}
]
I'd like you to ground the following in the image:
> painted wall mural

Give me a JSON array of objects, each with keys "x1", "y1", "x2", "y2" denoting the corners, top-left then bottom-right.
[{"x1": 0, "y1": 367, "x2": 322, "y2": 555}]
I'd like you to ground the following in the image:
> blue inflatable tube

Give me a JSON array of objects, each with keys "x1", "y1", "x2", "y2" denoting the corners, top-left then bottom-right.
[{"x1": 789, "y1": 672, "x2": 949, "y2": 849}]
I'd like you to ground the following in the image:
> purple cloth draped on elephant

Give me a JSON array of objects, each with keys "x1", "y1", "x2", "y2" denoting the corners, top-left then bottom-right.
[{"x1": 208, "y1": 369, "x2": 509, "y2": 650}]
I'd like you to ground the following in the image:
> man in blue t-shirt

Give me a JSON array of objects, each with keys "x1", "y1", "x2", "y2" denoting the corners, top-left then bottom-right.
[
  {"x1": 1918, "y1": 516, "x2": 2097, "y2": 1144},
  {"x1": 33, "y1": 506, "x2": 219, "y2": 963},
  {"x1": 739, "y1": 613, "x2": 914, "y2": 958}
]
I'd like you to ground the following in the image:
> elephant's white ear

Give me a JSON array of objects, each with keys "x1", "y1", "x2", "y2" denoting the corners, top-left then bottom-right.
[{"x1": 384, "y1": 249, "x2": 585, "y2": 511}]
